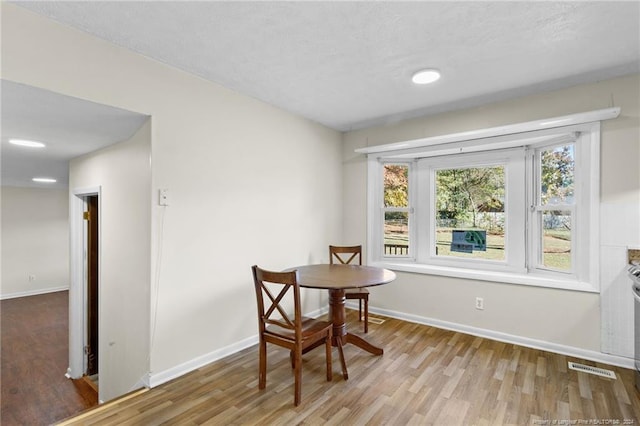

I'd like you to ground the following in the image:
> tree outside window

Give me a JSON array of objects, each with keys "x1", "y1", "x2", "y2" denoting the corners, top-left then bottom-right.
[
  {"x1": 536, "y1": 144, "x2": 575, "y2": 272},
  {"x1": 435, "y1": 166, "x2": 505, "y2": 260},
  {"x1": 383, "y1": 164, "x2": 410, "y2": 256}
]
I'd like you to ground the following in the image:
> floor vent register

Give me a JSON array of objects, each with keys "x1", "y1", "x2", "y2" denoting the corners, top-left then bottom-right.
[{"x1": 568, "y1": 362, "x2": 617, "y2": 379}]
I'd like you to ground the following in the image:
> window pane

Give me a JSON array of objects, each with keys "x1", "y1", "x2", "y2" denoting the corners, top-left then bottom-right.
[
  {"x1": 435, "y1": 166, "x2": 505, "y2": 260},
  {"x1": 541, "y1": 210, "x2": 572, "y2": 271},
  {"x1": 384, "y1": 164, "x2": 409, "y2": 208},
  {"x1": 384, "y1": 211, "x2": 409, "y2": 256},
  {"x1": 540, "y1": 145, "x2": 574, "y2": 205}
]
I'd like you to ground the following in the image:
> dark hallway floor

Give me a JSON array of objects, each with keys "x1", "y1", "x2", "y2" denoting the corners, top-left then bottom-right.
[{"x1": 1, "y1": 291, "x2": 98, "y2": 425}]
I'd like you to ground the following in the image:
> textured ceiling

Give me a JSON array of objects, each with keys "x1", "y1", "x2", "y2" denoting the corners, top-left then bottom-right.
[
  {"x1": 14, "y1": 1, "x2": 640, "y2": 131},
  {"x1": 3, "y1": 1, "x2": 639, "y2": 189}
]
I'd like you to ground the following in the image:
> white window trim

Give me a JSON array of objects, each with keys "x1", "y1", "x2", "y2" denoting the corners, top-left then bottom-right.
[
  {"x1": 356, "y1": 107, "x2": 619, "y2": 155},
  {"x1": 363, "y1": 109, "x2": 617, "y2": 293},
  {"x1": 524, "y1": 128, "x2": 598, "y2": 286},
  {"x1": 376, "y1": 160, "x2": 415, "y2": 261},
  {"x1": 366, "y1": 261, "x2": 599, "y2": 293},
  {"x1": 529, "y1": 139, "x2": 577, "y2": 277},
  {"x1": 418, "y1": 148, "x2": 526, "y2": 273}
]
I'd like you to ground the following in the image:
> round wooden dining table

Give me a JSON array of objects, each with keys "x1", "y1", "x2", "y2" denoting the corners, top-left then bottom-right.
[{"x1": 285, "y1": 263, "x2": 396, "y2": 379}]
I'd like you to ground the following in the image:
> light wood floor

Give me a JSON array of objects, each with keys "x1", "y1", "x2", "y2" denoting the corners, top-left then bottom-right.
[{"x1": 57, "y1": 310, "x2": 640, "y2": 425}]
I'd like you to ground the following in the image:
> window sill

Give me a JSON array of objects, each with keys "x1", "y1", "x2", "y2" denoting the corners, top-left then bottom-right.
[{"x1": 370, "y1": 261, "x2": 599, "y2": 293}]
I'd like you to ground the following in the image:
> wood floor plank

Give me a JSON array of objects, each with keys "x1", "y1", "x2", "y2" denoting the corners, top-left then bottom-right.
[
  {"x1": 5, "y1": 302, "x2": 637, "y2": 425},
  {"x1": 322, "y1": 406, "x2": 351, "y2": 425},
  {"x1": 407, "y1": 412, "x2": 426, "y2": 425},
  {"x1": 1, "y1": 291, "x2": 98, "y2": 426},
  {"x1": 433, "y1": 397, "x2": 470, "y2": 425}
]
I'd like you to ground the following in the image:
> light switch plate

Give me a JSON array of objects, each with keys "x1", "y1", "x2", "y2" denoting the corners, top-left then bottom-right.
[{"x1": 159, "y1": 189, "x2": 169, "y2": 206}]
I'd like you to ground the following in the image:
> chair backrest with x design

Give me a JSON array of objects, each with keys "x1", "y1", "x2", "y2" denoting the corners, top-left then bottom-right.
[
  {"x1": 252, "y1": 267, "x2": 301, "y2": 343},
  {"x1": 329, "y1": 245, "x2": 362, "y2": 266},
  {"x1": 251, "y1": 265, "x2": 333, "y2": 406}
]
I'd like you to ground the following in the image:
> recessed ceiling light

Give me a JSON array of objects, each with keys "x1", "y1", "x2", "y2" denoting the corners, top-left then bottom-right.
[
  {"x1": 32, "y1": 177, "x2": 57, "y2": 183},
  {"x1": 9, "y1": 139, "x2": 46, "y2": 148},
  {"x1": 412, "y1": 69, "x2": 441, "y2": 85}
]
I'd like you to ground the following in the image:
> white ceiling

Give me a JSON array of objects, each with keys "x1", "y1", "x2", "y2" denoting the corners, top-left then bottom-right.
[
  {"x1": 3, "y1": 1, "x2": 639, "y2": 188},
  {"x1": 1, "y1": 81, "x2": 148, "y2": 188}
]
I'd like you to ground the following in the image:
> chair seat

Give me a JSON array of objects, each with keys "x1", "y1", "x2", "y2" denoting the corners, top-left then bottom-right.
[
  {"x1": 345, "y1": 288, "x2": 369, "y2": 297},
  {"x1": 253, "y1": 265, "x2": 333, "y2": 406},
  {"x1": 265, "y1": 317, "x2": 332, "y2": 341}
]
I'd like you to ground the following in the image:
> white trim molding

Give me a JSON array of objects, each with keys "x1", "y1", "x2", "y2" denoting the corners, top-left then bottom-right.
[
  {"x1": 152, "y1": 302, "x2": 632, "y2": 390},
  {"x1": 361, "y1": 305, "x2": 634, "y2": 370},
  {"x1": 148, "y1": 335, "x2": 258, "y2": 388},
  {"x1": 355, "y1": 107, "x2": 620, "y2": 155},
  {"x1": 147, "y1": 306, "x2": 329, "y2": 388},
  {"x1": 0, "y1": 286, "x2": 69, "y2": 300},
  {"x1": 363, "y1": 118, "x2": 605, "y2": 293},
  {"x1": 68, "y1": 186, "x2": 101, "y2": 381}
]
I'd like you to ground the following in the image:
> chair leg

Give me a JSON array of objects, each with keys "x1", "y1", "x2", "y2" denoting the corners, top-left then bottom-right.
[
  {"x1": 293, "y1": 347, "x2": 302, "y2": 406},
  {"x1": 364, "y1": 298, "x2": 369, "y2": 333},
  {"x1": 259, "y1": 340, "x2": 267, "y2": 389},
  {"x1": 358, "y1": 299, "x2": 362, "y2": 321},
  {"x1": 336, "y1": 336, "x2": 348, "y2": 380},
  {"x1": 325, "y1": 332, "x2": 333, "y2": 382}
]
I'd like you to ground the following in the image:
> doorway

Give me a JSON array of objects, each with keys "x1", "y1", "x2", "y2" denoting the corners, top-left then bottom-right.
[
  {"x1": 85, "y1": 195, "x2": 99, "y2": 378},
  {"x1": 69, "y1": 187, "x2": 101, "y2": 397}
]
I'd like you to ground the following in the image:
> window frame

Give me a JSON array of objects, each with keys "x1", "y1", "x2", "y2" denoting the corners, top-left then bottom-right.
[
  {"x1": 365, "y1": 121, "x2": 601, "y2": 293},
  {"x1": 372, "y1": 160, "x2": 416, "y2": 262},
  {"x1": 529, "y1": 140, "x2": 577, "y2": 276},
  {"x1": 418, "y1": 148, "x2": 526, "y2": 273}
]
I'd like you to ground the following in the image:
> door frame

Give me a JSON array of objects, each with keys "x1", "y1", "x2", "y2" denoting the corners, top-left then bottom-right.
[{"x1": 68, "y1": 186, "x2": 101, "y2": 384}]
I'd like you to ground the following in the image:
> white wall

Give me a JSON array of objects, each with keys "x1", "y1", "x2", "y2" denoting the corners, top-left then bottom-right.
[
  {"x1": 69, "y1": 119, "x2": 152, "y2": 401},
  {"x1": 343, "y1": 74, "x2": 640, "y2": 360},
  {"x1": 1, "y1": 186, "x2": 69, "y2": 298},
  {"x1": 1, "y1": 3, "x2": 343, "y2": 397}
]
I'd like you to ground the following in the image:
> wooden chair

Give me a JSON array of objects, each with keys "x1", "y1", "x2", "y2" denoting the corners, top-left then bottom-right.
[
  {"x1": 251, "y1": 265, "x2": 333, "y2": 406},
  {"x1": 329, "y1": 245, "x2": 369, "y2": 333}
]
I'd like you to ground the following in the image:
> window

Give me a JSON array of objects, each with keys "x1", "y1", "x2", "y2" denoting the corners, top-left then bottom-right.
[
  {"x1": 365, "y1": 119, "x2": 603, "y2": 292},
  {"x1": 383, "y1": 164, "x2": 411, "y2": 257},
  {"x1": 532, "y1": 143, "x2": 576, "y2": 273},
  {"x1": 417, "y1": 149, "x2": 526, "y2": 274},
  {"x1": 434, "y1": 164, "x2": 506, "y2": 261}
]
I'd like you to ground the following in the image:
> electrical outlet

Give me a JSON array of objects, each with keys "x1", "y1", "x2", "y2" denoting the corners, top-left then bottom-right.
[
  {"x1": 28, "y1": 275, "x2": 36, "y2": 282},
  {"x1": 475, "y1": 297, "x2": 484, "y2": 310}
]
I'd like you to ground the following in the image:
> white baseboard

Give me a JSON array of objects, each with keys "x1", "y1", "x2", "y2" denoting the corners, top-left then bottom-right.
[
  {"x1": 148, "y1": 334, "x2": 258, "y2": 388},
  {"x1": 130, "y1": 377, "x2": 149, "y2": 392},
  {"x1": 147, "y1": 306, "x2": 329, "y2": 388},
  {"x1": 362, "y1": 304, "x2": 635, "y2": 370},
  {"x1": 0, "y1": 286, "x2": 69, "y2": 300},
  {"x1": 305, "y1": 306, "x2": 328, "y2": 319},
  {"x1": 150, "y1": 302, "x2": 633, "y2": 390}
]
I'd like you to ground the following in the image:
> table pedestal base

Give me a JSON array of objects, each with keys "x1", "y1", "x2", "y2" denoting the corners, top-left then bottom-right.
[
  {"x1": 320, "y1": 289, "x2": 384, "y2": 380},
  {"x1": 345, "y1": 332, "x2": 383, "y2": 356},
  {"x1": 290, "y1": 263, "x2": 396, "y2": 381}
]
